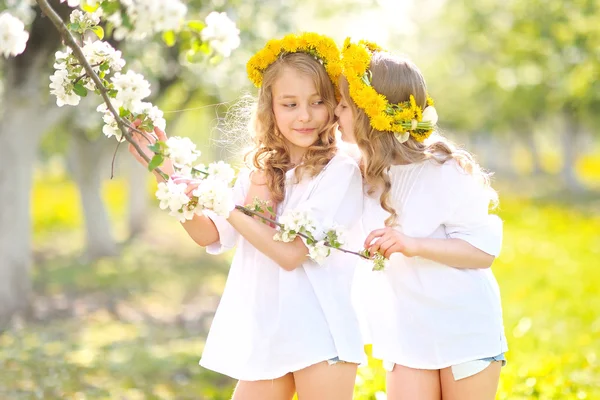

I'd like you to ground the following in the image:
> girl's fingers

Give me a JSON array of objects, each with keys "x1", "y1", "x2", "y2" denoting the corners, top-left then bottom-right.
[
  {"x1": 370, "y1": 236, "x2": 393, "y2": 256},
  {"x1": 364, "y1": 228, "x2": 388, "y2": 248},
  {"x1": 383, "y1": 244, "x2": 400, "y2": 259},
  {"x1": 154, "y1": 126, "x2": 167, "y2": 141}
]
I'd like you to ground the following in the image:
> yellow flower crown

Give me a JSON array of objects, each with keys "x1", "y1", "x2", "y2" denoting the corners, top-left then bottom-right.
[
  {"x1": 246, "y1": 32, "x2": 342, "y2": 91},
  {"x1": 341, "y1": 38, "x2": 437, "y2": 142}
]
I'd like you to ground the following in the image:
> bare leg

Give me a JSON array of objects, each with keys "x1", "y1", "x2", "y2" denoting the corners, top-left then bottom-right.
[
  {"x1": 439, "y1": 361, "x2": 501, "y2": 400},
  {"x1": 294, "y1": 361, "x2": 357, "y2": 400},
  {"x1": 231, "y1": 373, "x2": 296, "y2": 400},
  {"x1": 386, "y1": 363, "x2": 441, "y2": 400}
]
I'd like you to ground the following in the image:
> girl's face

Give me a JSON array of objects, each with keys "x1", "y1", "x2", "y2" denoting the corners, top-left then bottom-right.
[
  {"x1": 271, "y1": 67, "x2": 330, "y2": 163},
  {"x1": 334, "y1": 93, "x2": 356, "y2": 144}
]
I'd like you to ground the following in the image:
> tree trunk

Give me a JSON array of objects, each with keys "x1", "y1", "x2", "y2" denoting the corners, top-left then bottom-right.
[
  {"x1": 525, "y1": 131, "x2": 543, "y2": 176},
  {"x1": 127, "y1": 158, "x2": 149, "y2": 239},
  {"x1": 67, "y1": 132, "x2": 119, "y2": 260},
  {"x1": 0, "y1": 2, "x2": 71, "y2": 330},
  {"x1": 561, "y1": 112, "x2": 584, "y2": 192},
  {"x1": 0, "y1": 88, "x2": 66, "y2": 331}
]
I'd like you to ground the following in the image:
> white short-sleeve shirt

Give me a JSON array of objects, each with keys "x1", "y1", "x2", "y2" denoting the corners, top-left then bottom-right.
[
  {"x1": 200, "y1": 152, "x2": 366, "y2": 380},
  {"x1": 354, "y1": 158, "x2": 507, "y2": 369}
]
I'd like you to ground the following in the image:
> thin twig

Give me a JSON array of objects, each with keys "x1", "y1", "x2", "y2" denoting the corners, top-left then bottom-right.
[
  {"x1": 234, "y1": 205, "x2": 369, "y2": 259},
  {"x1": 110, "y1": 139, "x2": 122, "y2": 179},
  {"x1": 36, "y1": 0, "x2": 169, "y2": 181}
]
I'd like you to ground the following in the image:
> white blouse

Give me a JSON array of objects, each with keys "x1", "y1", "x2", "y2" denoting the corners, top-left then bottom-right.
[
  {"x1": 353, "y1": 158, "x2": 508, "y2": 369},
  {"x1": 200, "y1": 152, "x2": 366, "y2": 381}
]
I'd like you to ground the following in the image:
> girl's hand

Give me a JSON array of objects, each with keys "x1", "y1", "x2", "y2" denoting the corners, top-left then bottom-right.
[
  {"x1": 364, "y1": 227, "x2": 420, "y2": 259},
  {"x1": 171, "y1": 175, "x2": 203, "y2": 198},
  {"x1": 127, "y1": 121, "x2": 174, "y2": 177}
]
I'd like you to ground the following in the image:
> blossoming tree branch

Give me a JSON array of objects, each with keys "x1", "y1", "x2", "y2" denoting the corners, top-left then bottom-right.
[{"x1": 1, "y1": 0, "x2": 376, "y2": 268}]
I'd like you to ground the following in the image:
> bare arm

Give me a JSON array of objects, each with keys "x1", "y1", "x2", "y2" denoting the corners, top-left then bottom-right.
[
  {"x1": 231, "y1": 170, "x2": 308, "y2": 271},
  {"x1": 410, "y1": 237, "x2": 495, "y2": 269},
  {"x1": 227, "y1": 209, "x2": 308, "y2": 271},
  {"x1": 127, "y1": 126, "x2": 220, "y2": 247},
  {"x1": 365, "y1": 228, "x2": 495, "y2": 269}
]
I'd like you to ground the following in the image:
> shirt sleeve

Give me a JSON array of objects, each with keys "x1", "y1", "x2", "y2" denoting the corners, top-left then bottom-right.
[
  {"x1": 296, "y1": 154, "x2": 364, "y2": 241},
  {"x1": 205, "y1": 169, "x2": 251, "y2": 255},
  {"x1": 441, "y1": 162, "x2": 503, "y2": 257}
]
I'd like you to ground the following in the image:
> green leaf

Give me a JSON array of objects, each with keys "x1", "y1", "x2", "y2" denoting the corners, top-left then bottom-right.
[
  {"x1": 186, "y1": 20, "x2": 206, "y2": 32},
  {"x1": 99, "y1": 62, "x2": 109, "y2": 71},
  {"x1": 68, "y1": 23, "x2": 81, "y2": 31},
  {"x1": 100, "y1": 1, "x2": 120, "y2": 14},
  {"x1": 162, "y1": 30, "x2": 177, "y2": 47},
  {"x1": 88, "y1": 26, "x2": 104, "y2": 40},
  {"x1": 73, "y1": 83, "x2": 88, "y2": 97},
  {"x1": 119, "y1": 107, "x2": 129, "y2": 118},
  {"x1": 148, "y1": 142, "x2": 164, "y2": 153},
  {"x1": 148, "y1": 154, "x2": 164, "y2": 172}
]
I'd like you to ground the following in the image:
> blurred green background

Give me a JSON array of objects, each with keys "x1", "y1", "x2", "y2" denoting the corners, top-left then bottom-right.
[{"x1": 1, "y1": 0, "x2": 599, "y2": 399}]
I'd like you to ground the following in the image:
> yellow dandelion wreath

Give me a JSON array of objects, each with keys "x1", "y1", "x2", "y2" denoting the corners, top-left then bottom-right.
[
  {"x1": 246, "y1": 32, "x2": 342, "y2": 91},
  {"x1": 340, "y1": 38, "x2": 436, "y2": 142}
]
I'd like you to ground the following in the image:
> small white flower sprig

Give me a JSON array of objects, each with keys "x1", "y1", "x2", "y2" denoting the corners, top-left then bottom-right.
[
  {"x1": 35, "y1": 0, "x2": 241, "y2": 180},
  {"x1": 244, "y1": 199, "x2": 371, "y2": 266},
  {"x1": 358, "y1": 249, "x2": 386, "y2": 271},
  {"x1": 147, "y1": 137, "x2": 238, "y2": 222}
]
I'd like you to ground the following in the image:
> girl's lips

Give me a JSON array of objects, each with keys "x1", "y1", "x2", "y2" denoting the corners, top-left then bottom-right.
[{"x1": 295, "y1": 128, "x2": 316, "y2": 133}]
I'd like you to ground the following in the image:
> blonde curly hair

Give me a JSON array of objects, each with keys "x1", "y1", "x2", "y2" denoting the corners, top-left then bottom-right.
[
  {"x1": 247, "y1": 52, "x2": 338, "y2": 203},
  {"x1": 340, "y1": 52, "x2": 497, "y2": 226}
]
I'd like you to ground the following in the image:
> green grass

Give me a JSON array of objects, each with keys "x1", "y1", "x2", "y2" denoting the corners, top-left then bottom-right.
[{"x1": 2, "y1": 175, "x2": 598, "y2": 399}]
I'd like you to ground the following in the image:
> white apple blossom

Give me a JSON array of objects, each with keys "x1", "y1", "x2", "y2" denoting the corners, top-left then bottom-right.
[
  {"x1": 278, "y1": 210, "x2": 318, "y2": 238},
  {"x1": 165, "y1": 137, "x2": 201, "y2": 169},
  {"x1": 81, "y1": 39, "x2": 125, "y2": 74},
  {"x1": 273, "y1": 230, "x2": 294, "y2": 243},
  {"x1": 192, "y1": 179, "x2": 235, "y2": 217},
  {"x1": 0, "y1": 12, "x2": 30, "y2": 58},
  {"x1": 70, "y1": 9, "x2": 101, "y2": 28},
  {"x1": 96, "y1": 103, "x2": 122, "y2": 140},
  {"x1": 207, "y1": 161, "x2": 236, "y2": 185},
  {"x1": 111, "y1": 70, "x2": 151, "y2": 111},
  {"x1": 156, "y1": 179, "x2": 191, "y2": 216},
  {"x1": 5, "y1": 0, "x2": 36, "y2": 25},
  {"x1": 110, "y1": 0, "x2": 187, "y2": 41},
  {"x1": 330, "y1": 224, "x2": 347, "y2": 246},
  {"x1": 308, "y1": 241, "x2": 331, "y2": 265},
  {"x1": 59, "y1": 0, "x2": 80, "y2": 7},
  {"x1": 49, "y1": 68, "x2": 81, "y2": 107},
  {"x1": 133, "y1": 102, "x2": 166, "y2": 131},
  {"x1": 201, "y1": 12, "x2": 241, "y2": 57}
]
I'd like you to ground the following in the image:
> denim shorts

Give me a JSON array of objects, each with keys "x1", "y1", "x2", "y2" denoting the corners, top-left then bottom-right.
[
  {"x1": 384, "y1": 353, "x2": 506, "y2": 380},
  {"x1": 327, "y1": 356, "x2": 347, "y2": 365}
]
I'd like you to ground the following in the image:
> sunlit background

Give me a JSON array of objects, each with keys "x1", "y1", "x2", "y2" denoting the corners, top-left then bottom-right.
[{"x1": 1, "y1": 0, "x2": 599, "y2": 398}]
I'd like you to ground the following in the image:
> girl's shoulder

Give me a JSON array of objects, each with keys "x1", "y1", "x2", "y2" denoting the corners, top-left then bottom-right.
[
  {"x1": 318, "y1": 149, "x2": 361, "y2": 178},
  {"x1": 329, "y1": 149, "x2": 361, "y2": 169}
]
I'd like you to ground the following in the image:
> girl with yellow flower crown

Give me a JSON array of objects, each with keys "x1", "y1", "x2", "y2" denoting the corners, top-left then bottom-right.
[
  {"x1": 336, "y1": 39, "x2": 507, "y2": 400},
  {"x1": 128, "y1": 33, "x2": 365, "y2": 400}
]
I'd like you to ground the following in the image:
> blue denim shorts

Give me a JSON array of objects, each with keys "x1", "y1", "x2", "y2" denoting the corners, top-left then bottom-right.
[
  {"x1": 450, "y1": 353, "x2": 506, "y2": 380},
  {"x1": 327, "y1": 356, "x2": 346, "y2": 365},
  {"x1": 384, "y1": 353, "x2": 506, "y2": 380}
]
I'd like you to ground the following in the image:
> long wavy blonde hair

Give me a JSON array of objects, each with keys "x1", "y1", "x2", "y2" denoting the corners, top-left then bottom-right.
[
  {"x1": 247, "y1": 52, "x2": 338, "y2": 203},
  {"x1": 341, "y1": 52, "x2": 497, "y2": 226}
]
